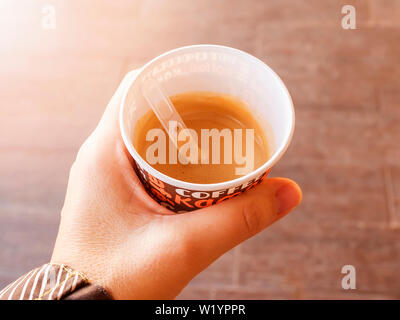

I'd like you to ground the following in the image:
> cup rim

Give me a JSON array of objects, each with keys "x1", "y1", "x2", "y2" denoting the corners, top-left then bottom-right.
[{"x1": 120, "y1": 44, "x2": 295, "y2": 191}]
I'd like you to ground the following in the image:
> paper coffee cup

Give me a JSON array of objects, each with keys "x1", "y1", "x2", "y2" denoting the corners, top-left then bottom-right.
[{"x1": 120, "y1": 45, "x2": 294, "y2": 213}]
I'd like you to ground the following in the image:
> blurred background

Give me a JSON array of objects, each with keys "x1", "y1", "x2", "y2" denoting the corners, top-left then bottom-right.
[{"x1": 0, "y1": 0, "x2": 399, "y2": 299}]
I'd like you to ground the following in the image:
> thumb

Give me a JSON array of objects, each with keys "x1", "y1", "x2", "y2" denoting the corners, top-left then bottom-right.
[{"x1": 174, "y1": 177, "x2": 302, "y2": 269}]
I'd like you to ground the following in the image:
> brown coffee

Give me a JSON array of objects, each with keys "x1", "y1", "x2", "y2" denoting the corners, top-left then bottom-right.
[{"x1": 133, "y1": 91, "x2": 270, "y2": 184}]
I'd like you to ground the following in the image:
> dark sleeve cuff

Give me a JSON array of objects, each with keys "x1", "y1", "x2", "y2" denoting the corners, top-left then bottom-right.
[{"x1": 0, "y1": 263, "x2": 112, "y2": 300}]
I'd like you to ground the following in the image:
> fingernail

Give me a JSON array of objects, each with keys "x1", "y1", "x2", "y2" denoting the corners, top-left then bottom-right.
[{"x1": 275, "y1": 182, "x2": 302, "y2": 216}]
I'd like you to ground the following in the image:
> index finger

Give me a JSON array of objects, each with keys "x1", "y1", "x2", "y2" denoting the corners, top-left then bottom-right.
[{"x1": 96, "y1": 69, "x2": 140, "y2": 139}]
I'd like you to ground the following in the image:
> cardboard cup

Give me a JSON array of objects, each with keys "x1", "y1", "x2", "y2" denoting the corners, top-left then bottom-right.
[{"x1": 120, "y1": 45, "x2": 295, "y2": 213}]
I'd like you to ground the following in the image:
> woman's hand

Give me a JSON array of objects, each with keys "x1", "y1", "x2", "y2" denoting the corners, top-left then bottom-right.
[{"x1": 51, "y1": 71, "x2": 302, "y2": 300}]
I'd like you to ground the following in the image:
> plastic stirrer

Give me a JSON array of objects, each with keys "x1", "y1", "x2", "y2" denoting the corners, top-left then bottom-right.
[{"x1": 141, "y1": 78, "x2": 201, "y2": 163}]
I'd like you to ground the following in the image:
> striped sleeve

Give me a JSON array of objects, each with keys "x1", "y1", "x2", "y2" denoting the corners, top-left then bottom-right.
[{"x1": 0, "y1": 264, "x2": 112, "y2": 300}]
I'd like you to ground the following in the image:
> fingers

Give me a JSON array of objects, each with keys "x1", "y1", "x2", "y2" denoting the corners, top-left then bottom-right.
[
  {"x1": 173, "y1": 177, "x2": 302, "y2": 268},
  {"x1": 75, "y1": 69, "x2": 140, "y2": 160},
  {"x1": 76, "y1": 69, "x2": 140, "y2": 167},
  {"x1": 96, "y1": 69, "x2": 140, "y2": 139}
]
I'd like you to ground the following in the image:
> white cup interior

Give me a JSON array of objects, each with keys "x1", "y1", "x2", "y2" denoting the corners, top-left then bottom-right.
[{"x1": 121, "y1": 45, "x2": 294, "y2": 187}]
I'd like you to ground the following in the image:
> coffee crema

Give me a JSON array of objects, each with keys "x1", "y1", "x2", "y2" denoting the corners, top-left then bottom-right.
[{"x1": 133, "y1": 91, "x2": 270, "y2": 184}]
